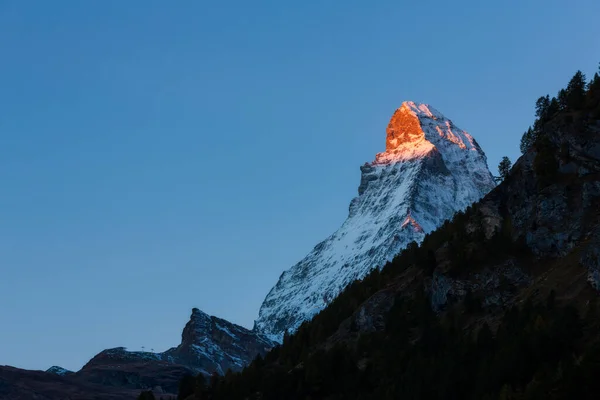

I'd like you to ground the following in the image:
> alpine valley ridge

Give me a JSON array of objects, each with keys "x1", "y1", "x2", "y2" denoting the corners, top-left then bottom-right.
[{"x1": 254, "y1": 101, "x2": 496, "y2": 341}]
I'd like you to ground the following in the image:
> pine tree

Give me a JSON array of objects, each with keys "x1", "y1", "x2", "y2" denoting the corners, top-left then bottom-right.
[
  {"x1": 587, "y1": 73, "x2": 599, "y2": 100},
  {"x1": 496, "y1": 156, "x2": 512, "y2": 182},
  {"x1": 535, "y1": 95, "x2": 551, "y2": 120},
  {"x1": 195, "y1": 373, "x2": 207, "y2": 399},
  {"x1": 547, "y1": 96, "x2": 560, "y2": 116},
  {"x1": 586, "y1": 66, "x2": 600, "y2": 113},
  {"x1": 520, "y1": 127, "x2": 535, "y2": 154},
  {"x1": 138, "y1": 391, "x2": 157, "y2": 400},
  {"x1": 566, "y1": 70, "x2": 587, "y2": 110},
  {"x1": 558, "y1": 89, "x2": 568, "y2": 111},
  {"x1": 177, "y1": 374, "x2": 195, "y2": 400}
]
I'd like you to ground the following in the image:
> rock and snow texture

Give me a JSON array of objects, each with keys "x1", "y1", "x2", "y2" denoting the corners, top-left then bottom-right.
[
  {"x1": 163, "y1": 308, "x2": 275, "y2": 375},
  {"x1": 254, "y1": 101, "x2": 496, "y2": 341},
  {"x1": 85, "y1": 308, "x2": 275, "y2": 376}
]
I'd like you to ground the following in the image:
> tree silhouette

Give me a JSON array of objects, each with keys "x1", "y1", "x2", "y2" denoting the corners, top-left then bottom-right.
[
  {"x1": 520, "y1": 127, "x2": 535, "y2": 154},
  {"x1": 496, "y1": 156, "x2": 512, "y2": 182},
  {"x1": 137, "y1": 390, "x2": 156, "y2": 400},
  {"x1": 566, "y1": 70, "x2": 586, "y2": 110}
]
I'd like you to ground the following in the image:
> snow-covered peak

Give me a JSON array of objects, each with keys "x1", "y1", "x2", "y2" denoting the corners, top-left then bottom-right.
[
  {"x1": 375, "y1": 101, "x2": 480, "y2": 164},
  {"x1": 254, "y1": 102, "x2": 495, "y2": 342}
]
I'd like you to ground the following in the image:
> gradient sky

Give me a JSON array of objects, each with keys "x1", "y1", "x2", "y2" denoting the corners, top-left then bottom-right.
[{"x1": 1, "y1": 0, "x2": 599, "y2": 372}]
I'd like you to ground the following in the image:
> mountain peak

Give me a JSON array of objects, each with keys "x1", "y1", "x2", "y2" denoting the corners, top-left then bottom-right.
[
  {"x1": 183, "y1": 308, "x2": 212, "y2": 344},
  {"x1": 376, "y1": 101, "x2": 478, "y2": 165},
  {"x1": 255, "y1": 102, "x2": 495, "y2": 341},
  {"x1": 164, "y1": 308, "x2": 275, "y2": 375}
]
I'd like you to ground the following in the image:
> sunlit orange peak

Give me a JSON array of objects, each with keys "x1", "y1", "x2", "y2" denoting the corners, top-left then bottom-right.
[
  {"x1": 374, "y1": 101, "x2": 475, "y2": 165},
  {"x1": 375, "y1": 101, "x2": 436, "y2": 164}
]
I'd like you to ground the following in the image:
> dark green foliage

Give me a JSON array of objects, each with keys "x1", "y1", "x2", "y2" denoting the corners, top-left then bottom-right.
[
  {"x1": 497, "y1": 156, "x2": 512, "y2": 182},
  {"x1": 194, "y1": 374, "x2": 208, "y2": 399},
  {"x1": 558, "y1": 88, "x2": 568, "y2": 111},
  {"x1": 566, "y1": 70, "x2": 586, "y2": 110},
  {"x1": 547, "y1": 96, "x2": 560, "y2": 117},
  {"x1": 137, "y1": 391, "x2": 156, "y2": 400},
  {"x1": 587, "y1": 65, "x2": 600, "y2": 118},
  {"x1": 464, "y1": 288, "x2": 482, "y2": 313},
  {"x1": 535, "y1": 95, "x2": 550, "y2": 120},
  {"x1": 185, "y1": 294, "x2": 588, "y2": 400},
  {"x1": 177, "y1": 374, "x2": 195, "y2": 400},
  {"x1": 520, "y1": 126, "x2": 535, "y2": 154}
]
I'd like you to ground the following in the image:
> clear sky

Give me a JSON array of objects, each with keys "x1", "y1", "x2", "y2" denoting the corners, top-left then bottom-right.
[{"x1": 1, "y1": 0, "x2": 599, "y2": 372}]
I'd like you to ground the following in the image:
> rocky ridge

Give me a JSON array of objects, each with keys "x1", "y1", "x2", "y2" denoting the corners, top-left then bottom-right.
[{"x1": 81, "y1": 308, "x2": 275, "y2": 378}]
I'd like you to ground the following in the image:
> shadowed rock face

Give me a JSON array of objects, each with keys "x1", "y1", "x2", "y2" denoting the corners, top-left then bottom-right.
[
  {"x1": 81, "y1": 309, "x2": 274, "y2": 378},
  {"x1": 163, "y1": 308, "x2": 275, "y2": 375},
  {"x1": 496, "y1": 118, "x2": 600, "y2": 289},
  {"x1": 255, "y1": 101, "x2": 496, "y2": 342}
]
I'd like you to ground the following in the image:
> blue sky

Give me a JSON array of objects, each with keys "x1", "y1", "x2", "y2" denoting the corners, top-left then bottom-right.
[{"x1": 0, "y1": 0, "x2": 599, "y2": 371}]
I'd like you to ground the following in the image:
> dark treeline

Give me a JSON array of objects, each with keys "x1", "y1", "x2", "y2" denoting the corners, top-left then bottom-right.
[{"x1": 520, "y1": 65, "x2": 600, "y2": 155}]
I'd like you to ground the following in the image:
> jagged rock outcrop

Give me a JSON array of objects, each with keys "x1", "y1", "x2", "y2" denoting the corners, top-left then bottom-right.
[
  {"x1": 46, "y1": 365, "x2": 74, "y2": 376},
  {"x1": 80, "y1": 308, "x2": 274, "y2": 381},
  {"x1": 163, "y1": 308, "x2": 275, "y2": 375},
  {"x1": 255, "y1": 101, "x2": 496, "y2": 341}
]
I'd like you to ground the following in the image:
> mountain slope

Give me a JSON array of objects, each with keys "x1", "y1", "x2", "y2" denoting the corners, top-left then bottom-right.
[
  {"x1": 190, "y1": 67, "x2": 600, "y2": 400},
  {"x1": 255, "y1": 101, "x2": 495, "y2": 341}
]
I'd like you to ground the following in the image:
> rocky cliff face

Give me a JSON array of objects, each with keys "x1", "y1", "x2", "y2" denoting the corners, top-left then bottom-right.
[
  {"x1": 254, "y1": 101, "x2": 496, "y2": 341},
  {"x1": 81, "y1": 308, "x2": 274, "y2": 379},
  {"x1": 496, "y1": 117, "x2": 600, "y2": 292},
  {"x1": 163, "y1": 308, "x2": 275, "y2": 375}
]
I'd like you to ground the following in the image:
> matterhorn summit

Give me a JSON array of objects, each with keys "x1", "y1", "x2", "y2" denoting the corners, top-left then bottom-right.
[{"x1": 254, "y1": 101, "x2": 496, "y2": 341}]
